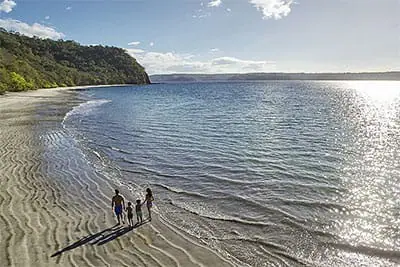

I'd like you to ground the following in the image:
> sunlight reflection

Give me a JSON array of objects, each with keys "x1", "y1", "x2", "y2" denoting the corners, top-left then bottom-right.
[
  {"x1": 329, "y1": 81, "x2": 400, "y2": 265},
  {"x1": 346, "y1": 81, "x2": 400, "y2": 103},
  {"x1": 343, "y1": 81, "x2": 400, "y2": 137}
]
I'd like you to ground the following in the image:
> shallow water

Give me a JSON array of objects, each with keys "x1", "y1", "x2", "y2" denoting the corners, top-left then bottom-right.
[{"x1": 61, "y1": 81, "x2": 400, "y2": 266}]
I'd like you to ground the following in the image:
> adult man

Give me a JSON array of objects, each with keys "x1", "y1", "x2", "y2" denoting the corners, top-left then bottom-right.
[{"x1": 111, "y1": 189, "x2": 125, "y2": 225}]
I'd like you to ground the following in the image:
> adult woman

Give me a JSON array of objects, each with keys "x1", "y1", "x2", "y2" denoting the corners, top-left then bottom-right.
[{"x1": 144, "y1": 188, "x2": 154, "y2": 221}]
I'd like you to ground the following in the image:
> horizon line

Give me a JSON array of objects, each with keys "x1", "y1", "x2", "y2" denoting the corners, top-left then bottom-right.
[{"x1": 150, "y1": 71, "x2": 400, "y2": 76}]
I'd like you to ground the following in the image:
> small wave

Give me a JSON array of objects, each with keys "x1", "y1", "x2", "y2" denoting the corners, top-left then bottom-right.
[
  {"x1": 169, "y1": 200, "x2": 275, "y2": 228},
  {"x1": 91, "y1": 149, "x2": 102, "y2": 160},
  {"x1": 119, "y1": 167, "x2": 191, "y2": 185},
  {"x1": 203, "y1": 173, "x2": 258, "y2": 185},
  {"x1": 156, "y1": 183, "x2": 308, "y2": 226},
  {"x1": 281, "y1": 218, "x2": 337, "y2": 239},
  {"x1": 110, "y1": 146, "x2": 132, "y2": 155},
  {"x1": 130, "y1": 166, "x2": 195, "y2": 182},
  {"x1": 121, "y1": 157, "x2": 135, "y2": 164},
  {"x1": 90, "y1": 143, "x2": 133, "y2": 155},
  {"x1": 168, "y1": 192, "x2": 335, "y2": 240},
  {"x1": 270, "y1": 179, "x2": 343, "y2": 192},
  {"x1": 328, "y1": 242, "x2": 400, "y2": 260},
  {"x1": 62, "y1": 99, "x2": 111, "y2": 125},
  {"x1": 120, "y1": 168, "x2": 143, "y2": 175},
  {"x1": 213, "y1": 193, "x2": 306, "y2": 224},
  {"x1": 154, "y1": 183, "x2": 209, "y2": 199},
  {"x1": 277, "y1": 197, "x2": 347, "y2": 210},
  {"x1": 207, "y1": 236, "x2": 310, "y2": 266}
]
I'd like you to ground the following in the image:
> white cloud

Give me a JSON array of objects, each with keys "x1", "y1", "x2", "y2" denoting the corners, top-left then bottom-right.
[
  {"x1": 211, "y1": 57, "x2": 274, "y2": 72},
  {"x1": 0, "y1": 19, "x2": 65, "y2": 39},
  {"x1": 66, "y1": 6, "x2": 71, "y2": 10},
  {"x1": 210, "y1": 48, "x2": 220, "y2": 52},
  {"x1": 149, "y1": 42, "x2": 154, "y2": 47},
  {"x1": 128, "y1": 41, "x2": 140, "y2": 46},
  {"x1": 249, "y1": 0, "x2": 293, "y2": 19},
  {"x1": 126, "y1": 48, "x2": 145, "y2": 54},
  {"x1": 45, "y1": 16, "x2": 50, "y2": 20},
  {"x1": 127, "y1": 49, "x2": 275, "y2": 74},
  {"x1": 226, "y1": 8, "x2": 231, "y2": 12},
  {"x1": 194, "y1": 1, "x2": 217, "y2": 19},
  {"x1": 208, "y1": 0, "x2": 222, "y2": 7},
  {"x1": 0, "y1": 0, "x2": 16, "y2": 13}
]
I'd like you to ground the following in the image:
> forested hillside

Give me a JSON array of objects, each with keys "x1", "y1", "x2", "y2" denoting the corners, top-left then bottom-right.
[{"x1": 0, "y1": 29, "x2": 150, "y2": 94}]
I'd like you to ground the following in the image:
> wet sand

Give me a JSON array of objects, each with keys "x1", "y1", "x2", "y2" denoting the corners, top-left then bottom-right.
[{"x1": 0, "y1": 88, "x2": 232, "y2": 267}]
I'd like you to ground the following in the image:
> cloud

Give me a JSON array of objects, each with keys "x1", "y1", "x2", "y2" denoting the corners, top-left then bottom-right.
[
  {"x1": 0, "y1": 0, "x2": 16, "y2": 13},
  {"x1": 210, "y1": 48, "x2": 220, "y2": 52},
  {"x1": 127, "y1": 50, "x2": 206, "y2": 74},
  {"x1": 127, "y1": 49, "x2": 275, "y2": 74},
  {"x1": 211, "y1": 57, "x2": 274, "y2": 71},
  {"x1": 0, "y1": 19, "x2": 65, "y2": 39},
  {"x1": 193, "y1": 1, "x2": 217, "y2": 19},
  {"x1": 66, "y1": 6, "x2": 71, "y2": 10},
  {"x1": 128, "y1": 41, "x2": 140, "y2": 46},
  {"x1": 126, "y1": 48, "x2": 145, "y2": 54},
  {"x1": 249, "y1": 0, "x2": 293, "y2": 19},
  {"x1": 226, "y1": 8, "x2": 231, "y2": 12},
  {"x1": 149, "y1": 42, "x2": 154, "y2": 47},
  {"x1": 208, "y1": 0, "x2": 222, "y2": 7},
  {"x1": 45, "y1": 16, "x2": 50, "y2": 20}
]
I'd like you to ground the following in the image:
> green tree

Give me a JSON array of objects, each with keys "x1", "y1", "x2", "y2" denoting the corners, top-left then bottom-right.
[
  {"x1": 0, "y1": 82, "x2": 6, "y2": 94},
  {"x1": 9, "y1": 72, "x2": 34, "y2": 91},
  {"x1": 0, "y1": 29, "x2": 150, "y2": 93}
]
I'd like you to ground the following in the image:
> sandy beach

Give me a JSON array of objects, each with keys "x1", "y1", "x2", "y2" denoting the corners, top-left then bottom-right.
[{"x1": 0, "y1": 87, "x2": 232, "y2": 267}]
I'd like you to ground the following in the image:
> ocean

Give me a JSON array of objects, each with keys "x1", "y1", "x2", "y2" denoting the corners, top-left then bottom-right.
[{"x1": 60, "y1": 81, "x2": 400, "y2": 266}]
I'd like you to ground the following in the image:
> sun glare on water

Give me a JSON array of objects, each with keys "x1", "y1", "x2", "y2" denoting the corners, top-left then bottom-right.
[
  {"x1": 346, "y1": 81, "x2": 400, "y2": 103},
  {"x1": 330, "y1": 81, "x2": 400, "y2": 266}
]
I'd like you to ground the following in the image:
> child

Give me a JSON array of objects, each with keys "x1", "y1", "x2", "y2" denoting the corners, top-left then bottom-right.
[
  {"x1": 125, "y1": 202, "x2": 134, "y2": 227},
  {"x1": 136, "y1": 199, "x2": 143, "y2": 224},
  {"x1": 144, "y1": 188, "x2": 154, "y2": 221}
]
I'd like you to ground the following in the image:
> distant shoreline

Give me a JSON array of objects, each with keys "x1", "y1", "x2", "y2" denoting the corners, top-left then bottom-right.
[
  {"x1": 150, "y1": 72, "x2": 400, "y2": 83},
  {"x1": 150, "y1": 79, "x2": 400, "y2": 85}
]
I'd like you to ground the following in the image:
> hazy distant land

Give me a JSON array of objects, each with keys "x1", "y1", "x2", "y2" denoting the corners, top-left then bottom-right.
[{"x1": 150, "y1": 72, "x2": 400, "y2": 83}]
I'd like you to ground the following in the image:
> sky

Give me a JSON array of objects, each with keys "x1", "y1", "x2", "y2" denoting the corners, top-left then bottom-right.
[{"x1": 0, "y1": 0, "x2": 399, "y2": 74}]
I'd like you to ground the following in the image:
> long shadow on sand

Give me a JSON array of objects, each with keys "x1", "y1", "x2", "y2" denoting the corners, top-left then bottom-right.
[
  {"x1": 93, "y1": 221, "x2": 149, "y2": 246},
  {"x1": 51, "y1": 221, "x2": 149, "y2": 258}
]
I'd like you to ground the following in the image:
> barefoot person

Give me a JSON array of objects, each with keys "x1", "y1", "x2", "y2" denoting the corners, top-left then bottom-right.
[
  {"x1": 111, "y1": 189, "x2": 125, "y2": 225},
  {"x1": 136, "y1": 199, "x2": 143, "y2": 224},
  {"x1": 144, "y1": 188, "x2": 154, "y2": 221},
  {"x1": 126, "y1": 202, "x2": 134, "y2": 227}
]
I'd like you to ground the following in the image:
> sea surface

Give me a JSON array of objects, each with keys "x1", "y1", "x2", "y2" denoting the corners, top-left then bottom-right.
[{"x1": 60, "y1": 81, "x2": 400, "y2": 266}]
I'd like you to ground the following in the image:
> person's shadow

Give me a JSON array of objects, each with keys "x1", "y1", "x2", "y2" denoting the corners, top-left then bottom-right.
[{"x1": 51, "y1": 221, "x2": 149, "y2": 258}]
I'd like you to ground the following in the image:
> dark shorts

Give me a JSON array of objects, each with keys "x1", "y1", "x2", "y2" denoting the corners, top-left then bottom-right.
[
  {"x1": 114, "y1": 205, "x2": 123, "y2": 216},
  {"x1": 128, "y1": 213, "x2": 133, "y2": 219}
]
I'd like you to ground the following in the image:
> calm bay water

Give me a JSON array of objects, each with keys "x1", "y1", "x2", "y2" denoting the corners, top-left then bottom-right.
[{"x1": 62, "y1": 81, "x2": 400, "y2": 266}]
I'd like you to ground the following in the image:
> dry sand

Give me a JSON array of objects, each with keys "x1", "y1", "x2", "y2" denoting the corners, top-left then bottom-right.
[{"x1": 0, "y1": 87, "x2": 233, "y2": 267}]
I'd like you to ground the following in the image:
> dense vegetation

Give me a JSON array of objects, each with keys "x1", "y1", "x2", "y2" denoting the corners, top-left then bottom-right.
[{"x1": 0, "y1": 29, "x2": 150, "y2": 94}]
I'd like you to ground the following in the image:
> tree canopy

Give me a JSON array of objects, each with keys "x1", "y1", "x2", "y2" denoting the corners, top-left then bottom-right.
[{"x1": 0, "y1": 29, "x2": 150, "y2": 94}]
